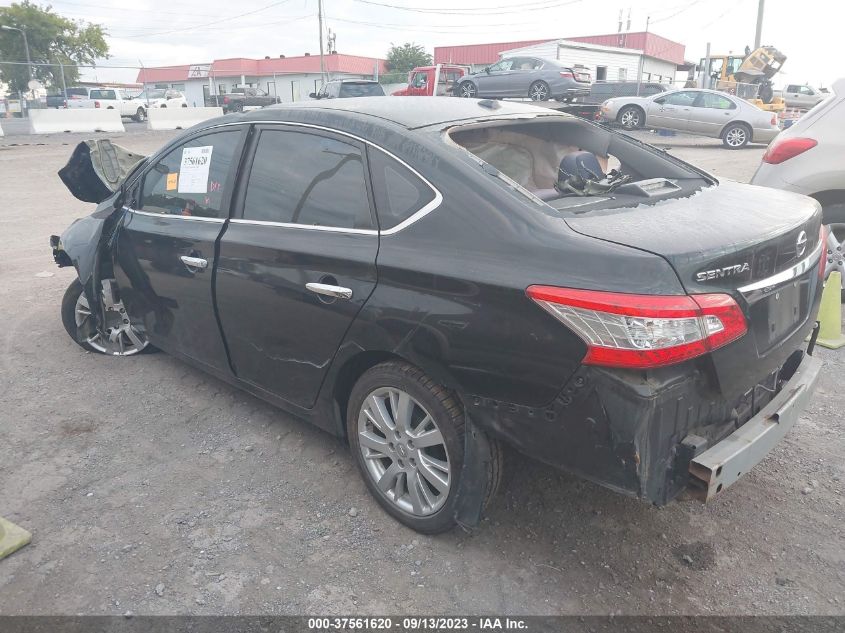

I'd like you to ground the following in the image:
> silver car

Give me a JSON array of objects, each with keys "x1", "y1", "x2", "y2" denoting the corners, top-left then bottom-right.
[
  {"x1": 600, "y1": 88, "x2": 780, "y2": 149},
  {"x1": 752, "y1": 78, "x2": 845, "y2": 281},
  {"x1": 455, "y1": 56, "x2": 591, "y2": 102}
]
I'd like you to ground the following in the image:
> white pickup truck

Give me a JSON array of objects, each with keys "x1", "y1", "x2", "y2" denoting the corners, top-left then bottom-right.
[
  {"x1": 777, "y1": 84, "x2": 826, "y2": 110},
  {"x1": 66, "y1": 88, "x2": 148, "y2": 122}
]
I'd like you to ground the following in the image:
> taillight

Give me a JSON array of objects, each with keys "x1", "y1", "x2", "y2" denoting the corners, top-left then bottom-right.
[
  {"x1": 770, "y1": 114, "x2": 778, "y2": 126},
  {"x1": 762, "y1": 137, "x2": 817, "y2": 164},
  {"x1": 559, "y1": 71, "x2": 574, "y2": 79},
  {"x1": 526, "y1": 286, "x2": 747, "y2": 369},
  {"x1": 223, "y1": 96, "x2": 230, "y2": 104},
  {"x1": 94, "y1": 101, "x2": 100, "y2": 108}
]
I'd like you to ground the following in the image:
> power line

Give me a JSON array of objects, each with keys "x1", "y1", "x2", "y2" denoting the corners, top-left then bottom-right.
[
  {"x1": 350, "y1": 0, "x2": 583, "y2": 14},
  {"x1": 116, "y1": 0, "x2": 297, "y2": 38}
]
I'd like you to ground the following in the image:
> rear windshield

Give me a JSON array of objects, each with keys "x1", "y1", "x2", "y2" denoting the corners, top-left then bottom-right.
[
  {"x1": 67, "y1": 88, "x2": 88, "y2": 97},
  {"x1": 446, "y1": 117, "x2": 710, "y2": 215},
  {"x1": 89, "y1": 90, "x2": 116, "y2": 99},
  {"x1": 338, "y1": 83, "x2": 385, "y2": 97}
]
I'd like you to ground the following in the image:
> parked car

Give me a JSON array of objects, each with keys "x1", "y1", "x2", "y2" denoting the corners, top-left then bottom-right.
[
  {"x1": 51, "y1": 98, "x2": 823, "y2": 534},
  {"x1": 455, "y1": 56, "x2": 591, "y2": 102},
  {"x1": 206, "y1": 87, "x2": 280, "y2": 113},
  {"x1": 310, "y1": 79, "x2": 385, "y2": 99},
  {"x1": 130, "y1": 89, "x2": 188, "y2": 120},
  {"x1": 46, "y1": 87, "x2": 91, "y2": 109},
  {"x1": 392, "y1": 65, "x2": 468, "y2": 96},
  {"x1": 601, "y1": 88, "x2": 781, "y2": 148},
  {"x1": 582, "y1": 81, "x2": 669, "y2": 105},
  {"x1": 66, "y1": 88, "x2": 148, "y2": 122},
  {"x1": 777, "y1": 84, "x2": 826, "y2": 110},
  {"x1": 752, "y1": 78, "x2": 845, "y2": 285}
]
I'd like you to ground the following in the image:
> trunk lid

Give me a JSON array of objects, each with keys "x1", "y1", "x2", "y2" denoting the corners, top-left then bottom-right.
[{"x1": 565, "y1": 181, "x2": 823, "y2": 393}]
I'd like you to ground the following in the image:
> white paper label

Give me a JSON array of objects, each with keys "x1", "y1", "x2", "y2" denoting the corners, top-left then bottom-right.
[{"x1": 178, "y1": 146, "x2": 213, "y2": 193}]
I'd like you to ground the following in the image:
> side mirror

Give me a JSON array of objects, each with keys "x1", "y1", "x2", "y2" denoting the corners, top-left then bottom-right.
[{"x1": 309, "y1": 92, "x2": 318, "y2": 99}]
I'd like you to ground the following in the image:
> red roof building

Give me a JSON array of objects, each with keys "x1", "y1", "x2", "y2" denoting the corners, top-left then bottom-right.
[
  {"x1": 566, "y1": 32, "x2": 684, "y2": 66},
  {"x1": 433, "y1": 39, "x2": 553, "y2": 67}
]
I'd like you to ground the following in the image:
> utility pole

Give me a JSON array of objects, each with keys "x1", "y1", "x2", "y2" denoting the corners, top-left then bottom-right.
[
  {"x1": 636, "y1": 15, "x2": 649, "y2": 96},
  {"x1": 754, "y1": 0, "x2": 765, "y2": 48},
  {"x1": 1, "y1": 25, "x2": 33, "y2": 88},
  {"x1": 58, "y1": 61, "x2": 68, "y2": 103},
  {"x1": 317, "y1": 0, "x2": 326, "y2": 86}
]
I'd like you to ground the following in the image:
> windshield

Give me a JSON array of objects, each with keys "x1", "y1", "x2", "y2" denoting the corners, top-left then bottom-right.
[{"x1": 338, "y1": 83, "x2": 385, "y2": 97}]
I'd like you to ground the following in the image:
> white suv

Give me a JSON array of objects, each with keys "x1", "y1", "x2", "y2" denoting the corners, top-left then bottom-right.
[{"x1": 752, "y1": 78, "x2": 845, "y2": 282}]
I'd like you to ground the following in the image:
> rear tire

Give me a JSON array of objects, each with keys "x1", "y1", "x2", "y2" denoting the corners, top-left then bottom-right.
[
  {"x1": 722, "y1": 122, "x2": 750, "y2": 149},
  {"x1": 347, "y1": 361, "x2": 501, "y2": 534},
  {"x1": 618, "y1": 105, "x2": 644, "y2": 129},
  {"x1": 529, "y1": 81, "x2": 550, "y2": 101},
  {"x1": 133, "y1": 107, "x2": 146, "y2": 122}
]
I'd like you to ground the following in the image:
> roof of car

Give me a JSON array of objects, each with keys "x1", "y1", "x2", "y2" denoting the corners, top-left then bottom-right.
[{"x1": 256, "y1": 96, "x2": 562, "y2": 129}]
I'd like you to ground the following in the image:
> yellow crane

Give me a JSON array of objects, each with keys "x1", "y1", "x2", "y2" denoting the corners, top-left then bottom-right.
[{"x1": 699, "y1": 46, "x2": 787, "y2": 112}]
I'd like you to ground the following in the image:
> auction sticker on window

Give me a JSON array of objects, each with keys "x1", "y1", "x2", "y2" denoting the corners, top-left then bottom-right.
[{"x1": 178, "y1": 146, "x2": 213, "y2": 193}]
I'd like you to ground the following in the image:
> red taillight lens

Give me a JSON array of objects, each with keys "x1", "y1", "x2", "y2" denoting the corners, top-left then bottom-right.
[
  {"x1": 762, "y1": 137, "x2": 817, "y2": 164},
  {"x1": 770, "y1": 114, "x2": 778, "y2": 126},
  {"x1": 223, "y1": 96, "x2": 230, "y2": 104},
  {"x1": 559, "y1": 71, "x2": 574, "y2": 79},
  {"x1": 94, "y1": 101, "x2": 100, "y2": 108},
  {"x1": 526, "y1": 286, "x2": 747, "y2": 369}
]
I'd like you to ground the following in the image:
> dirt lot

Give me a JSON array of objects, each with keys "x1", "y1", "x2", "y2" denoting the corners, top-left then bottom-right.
[{"x1": 1, "y1": 128, "x2": 843, "y2": 616}]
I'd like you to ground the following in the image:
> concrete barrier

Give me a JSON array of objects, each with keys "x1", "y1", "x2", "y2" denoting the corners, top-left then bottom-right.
[
  {"x1": 0, "y1": 122, "x2": 4, "y2": 137},
  {"x1": 28, "y1": 109, "x2": 125, "y2": 134},
  {"x1": 147, "y1": 107, "x2": 224, "y2": 131}
]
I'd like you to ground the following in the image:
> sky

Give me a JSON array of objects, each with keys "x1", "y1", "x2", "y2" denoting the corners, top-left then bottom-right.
[{"x1": 0, "y1": 0, "x2": 836, "y2": 88}]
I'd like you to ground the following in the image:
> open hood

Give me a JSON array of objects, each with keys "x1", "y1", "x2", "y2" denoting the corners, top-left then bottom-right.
[{"x1": 58, "y1": 140, "x2": 146, "y2": 203}]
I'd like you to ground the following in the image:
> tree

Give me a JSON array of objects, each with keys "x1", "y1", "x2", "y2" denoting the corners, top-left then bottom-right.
[
  {"x1": 383, "y1": 42, "x2": 432, "y2": 83},
  {"x1": 0, "y1": 1, "x2": 108, "y2": 94}
]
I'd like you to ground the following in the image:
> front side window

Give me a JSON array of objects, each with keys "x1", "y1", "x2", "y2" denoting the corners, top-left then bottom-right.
[
  {"x1": 368, "y1": 149, "x2": 436, "y2": 231},
  {"x1": 242, "y1": 129, "x2": 373, "y2": 230},
  {"x1": 488, "y1": 59, "x2": 514, "y2": 72},
  {"x1": 90, "y1": 90, "x2": 116, "y2": 100},
  {"x1": 799, "y1": 86, "x2": 814, "y2": 95},
  {"x1": 660, "y1": 91, "x2": 698, "y2": 106},
  {"x1": 139, "y1": 130, "x2": 242, "y2": 219}
]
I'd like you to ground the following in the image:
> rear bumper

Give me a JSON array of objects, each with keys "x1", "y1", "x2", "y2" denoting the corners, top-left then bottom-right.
[
  {"x1": 752, "y1": 127, "x2": 780, "y2": 143},
  {"x1": 688, "y1": 353, "x2": 821, "y2": 501}
]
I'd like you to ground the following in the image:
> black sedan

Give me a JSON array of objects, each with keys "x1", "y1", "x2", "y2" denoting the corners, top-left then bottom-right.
[{"x1": 52, "y1": 97, "x2": 824, "y2": 534}]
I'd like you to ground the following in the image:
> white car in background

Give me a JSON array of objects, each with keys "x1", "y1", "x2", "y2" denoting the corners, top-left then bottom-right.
[
  {"x1": 130, "y1": 89, "x2": 188, "y2": 120},
  {"x1": 600, "y1": 88, "x2": 781, "y2": 149},
  {"x1": 752, "y1": 78, "x2": 845, "y2": 284}
]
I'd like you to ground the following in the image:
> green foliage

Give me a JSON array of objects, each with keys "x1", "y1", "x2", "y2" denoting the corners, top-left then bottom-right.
[
  {"x1": 384, "y1": 42, "x2": 432, "y2": 78},
  {"x1": 0, "y1": 1, "x2": 108, "y2": 93}
]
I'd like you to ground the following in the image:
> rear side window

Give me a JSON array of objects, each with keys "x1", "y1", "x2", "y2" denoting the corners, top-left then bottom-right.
[
  {"x1": 241, "y1": 129, "x2": 373, "y2": 230},
  {"x1": 368, "y1": 149, "x2": 436, "y2": 231},
  {"x1": 697, "y1": 93, "x2": 736, "y2": 109},
  {"x1": 139, "y1": 130, "x2": 242, "y2": 219}
]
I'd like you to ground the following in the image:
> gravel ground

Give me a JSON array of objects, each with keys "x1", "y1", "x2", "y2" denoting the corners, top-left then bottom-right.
[{"x1": 0, "y1": 128, "x2": 843, "y2": 616}]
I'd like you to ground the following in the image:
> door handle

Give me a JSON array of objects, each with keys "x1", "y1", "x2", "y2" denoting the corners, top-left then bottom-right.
[
  {"x1": 180, "y1": 255, "x2": 208, "y2": 270},
  {"x1": 306, "y1": 282, "x2": 353, "y2": 300}
]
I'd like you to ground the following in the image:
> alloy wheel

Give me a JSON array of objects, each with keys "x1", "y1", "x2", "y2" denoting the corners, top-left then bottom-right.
[
  {"x1": 725, "y1": 126, "x2": 747, "y2": 147},
  {"x1": 357, "y1": 387, "x2": 451, "y2": 517},
  {"x1": 459, "y1": 83, "x2": 476, "y2": 98},
  {"x1": 620, "y1": 108, "x2": 640, "y2": 128},
  {"x1": 529, "y1": 82, "x2": 549, "y2": 101},
  {"x1": 75, "y1": 292, "x2": 148, "y2": 356},
  {"x1": 824, "y1": 223, "x2": 845, "y2": 285}
]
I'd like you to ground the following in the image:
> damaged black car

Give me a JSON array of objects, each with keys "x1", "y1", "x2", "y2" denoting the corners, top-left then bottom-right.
[{"x1": 51, "y1": 97, "x2": 824, "y2": 534}]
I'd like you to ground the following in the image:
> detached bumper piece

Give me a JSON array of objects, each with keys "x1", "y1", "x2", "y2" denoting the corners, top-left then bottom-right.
[{"x1": 688, "y1": 354, "x2": 822, "y2": 501}]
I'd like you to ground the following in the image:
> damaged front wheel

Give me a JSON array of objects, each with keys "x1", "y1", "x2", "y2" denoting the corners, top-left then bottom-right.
[{"x1": 61, "y1": 279, "x2": 152, "y2": 356}]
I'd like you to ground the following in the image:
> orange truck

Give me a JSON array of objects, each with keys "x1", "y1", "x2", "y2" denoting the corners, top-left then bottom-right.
[{"x1": 392, "y1": 64, "x2": 470, "y2": 97}]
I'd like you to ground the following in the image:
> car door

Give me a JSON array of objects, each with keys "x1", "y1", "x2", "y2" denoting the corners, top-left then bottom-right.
[
  {"x1": 508, "y1": 57, "x2": 540, "y2": 96},
  {"x1": 214, "y1": 125, "x2": 379, "y2": 409},
  {"x1": 477, "y1": 59, "x2": 515, "y2": 96},
  {"x1": 115, "y1": 126, "x2": 247, "y2": 372},
  {"x1": 796, "y1": 86, "x2": 818, "y2": 108},
  {"x1": 687, "y1": 92, "x2": 738, "y2": 136},
  {"x1": 647, "y1": 90, "x2": 697, "y2": 130}
]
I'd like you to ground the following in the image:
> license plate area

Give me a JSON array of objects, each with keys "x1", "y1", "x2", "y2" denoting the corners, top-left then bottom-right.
[{"x1": 749, "y1": 277, "x2": 810, "y2": 352}]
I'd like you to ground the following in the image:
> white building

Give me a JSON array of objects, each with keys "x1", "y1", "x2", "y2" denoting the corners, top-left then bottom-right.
[{"x1": 137, "y1": 53, "x2": 387, "y2": 107}]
